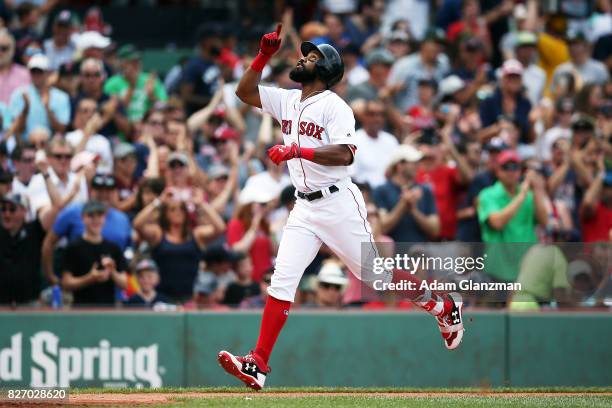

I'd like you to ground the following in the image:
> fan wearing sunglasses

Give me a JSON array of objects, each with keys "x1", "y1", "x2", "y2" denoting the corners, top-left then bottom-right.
[
  {"x1": 476, "y1": 149, "x2": 549, "y2": 284},
  {"x1": 0, "y1": 192, "x2": 51, "y2": 305}
]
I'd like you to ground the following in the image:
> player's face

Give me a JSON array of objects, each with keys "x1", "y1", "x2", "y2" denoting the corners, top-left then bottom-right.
[{"x1": 289, "y1": 51, "x2": 319, "y2": 84}]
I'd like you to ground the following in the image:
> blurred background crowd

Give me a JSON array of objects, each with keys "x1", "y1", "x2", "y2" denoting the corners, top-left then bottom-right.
[{"x1": 0, "y1": 0, "x2": 610, "y2": 311}]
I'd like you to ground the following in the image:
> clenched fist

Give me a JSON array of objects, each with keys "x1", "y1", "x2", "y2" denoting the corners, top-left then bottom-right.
[
  {"x1": 260, "y1": 23, "x2": 282, "y2": 56},
  {"x1": 267, "y1": 143, "x2": 299, "y2": 165}
]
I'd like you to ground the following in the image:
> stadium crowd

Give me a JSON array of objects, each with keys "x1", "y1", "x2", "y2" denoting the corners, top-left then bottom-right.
[{"x1": 0, "y1": 0, "x2": 610, "y2": 310}]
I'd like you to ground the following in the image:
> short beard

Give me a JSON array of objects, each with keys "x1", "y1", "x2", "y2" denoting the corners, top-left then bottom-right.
[{"x1": 289, "y1": 66, "x2": 317, "y2": 84}]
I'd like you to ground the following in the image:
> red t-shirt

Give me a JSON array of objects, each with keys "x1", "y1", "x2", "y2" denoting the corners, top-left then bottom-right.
[
  {"x1": 226, "y1": 219, "x2": 273, "y2": 282},
  {"x1": 416, "y1": 165, "x2": 461, "y2": 240},
  {"x1": 406, "y1": 105, "x2": 436, "y2": 131},
  {"x1": 581, "y1": 203, "x2": 612, "y2": 242}
]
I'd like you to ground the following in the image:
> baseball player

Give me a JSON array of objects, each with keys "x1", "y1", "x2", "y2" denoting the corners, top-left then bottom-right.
[{"x1": 217, "y1": 24, "x2": 465, "y2": 390}]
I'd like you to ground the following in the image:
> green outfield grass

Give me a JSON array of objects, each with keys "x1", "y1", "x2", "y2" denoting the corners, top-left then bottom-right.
[{"x1": 70, "y1": 387, "x2": 612, "y2": 408}]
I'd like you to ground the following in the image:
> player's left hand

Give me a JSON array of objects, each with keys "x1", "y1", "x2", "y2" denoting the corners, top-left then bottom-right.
[{"x1": 267, "y1": 143, "x2": 299, "y2": 165}]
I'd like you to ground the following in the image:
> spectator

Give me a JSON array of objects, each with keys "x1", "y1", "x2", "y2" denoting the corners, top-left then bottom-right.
[
  {"x1": 341, "y1": 44, "x2": 369, "y2": 87},
  {"x1": 384, "y1": 30, "x2": 411, "y2": 59},
  {"x1": 0, "y1": 30, "x2": 30, "y2": 105},
  {"x1": 513, "y1": 31, "x2": 547, "y2": 106},
  {"x1": 477, "y1": 150, "x2": 548, "y2": 283},
  {"x1": 227, "y1": 187, "x2": 276, "y2": 282},
  {"x1": 65, "y1": 99, "x2": 113, "y2": 173},
  {"x1": 10, "y1": 2, "x2": 41, "y2": 64},
  {"x1": 405, "y1": 77, "x2": 437, "y2": 131},
  {"x1": 124, "y1": 259, "x2": 171, "y2": 308},
  {"x1": 42, "y1": 173, "x2": 132, "y2": 285},
  {"x1": 200, "y1": 244, "x2": 242, "y2": 297},
  {"x1": 132, "y1": 177, "x2": 165, "y2": 217},
  {"x1": 56, "y1": 62, "x2": 80, "y2": 99},
  {"x1": 350, "y1": 100, "x2": 399, "y2": 188},
  {"x1": 551, "y1": 30, "x2": 609, "y2": 90},
  {"x1": 27, "y1": 137, "x2": 88, "y2": 221},
  {"x1": 346, "y1": 48, "x2": 394, "y2": 103},
  {"x1": 0, "y1": 192, "x2": 50, "y2": 305},
  {"x1": 180, "y1": 25, "x2": 222, "y2": 113},
  {"x1": 312, "y1": 13, "x2": 350, "y2": 50},
  {"x1": 456, "y1": 141, "x2": 505, "y2": 241},
  {"x1": 183, "y1": 271, "x2": 229, "y2": 310},
  {"x1": 43, "y1": 10, "x2": 76, "y2": 70},
  {"x1": 104, "y1": 44, "x2": 168, "y2": 122},
  {"x1": 580, "y1": 170, "x2": 612, "y2": 242},
  {"x1": 9, "y1": 54, "x2": 71, "y2": 139},
  {"x1": 479, "y1": 59, "x2": 533, "y2": 143},
  {"x1": 373, "y1": 144, "x2": 440, "y2": 242},
  {"x1": 388, "y1": 28, "x2": 450, "y2": 111},
  {"x1": 223, "y1": 256, "x2": 260, "y2": 307},
  {"x1": 416, "y1": 124, "x2": 473, "y2": 241},
  {"x1": 61, "y1": 200, "x2": 128, "y2": 306},
  {"x1": 73, "y1": 58, "x2": 131, "y2": 139},
  {"x1": 112, "y1": 143, "x2": 139, "y2": 210},
  {"x1": 0, "y1": 169, "x2": 12, "y2": 196},
  {"x1": 240, "y1": 270, "x2": 272, "y2": 309},
  {"x1": 538, "y1": 97, "x2": 574, "y2": 162},
  {"x1": 312, "y1": 260, "x2": 349, "y2": 308},
  {"x1": 447, "y1": 0, "x2": 491, "y2": 53},
  {"x1": 133, "y1": 191, "x2": 225, "y2": 302},
  {"x1": 10, "y1": 144, "x2": 36, "y2": 197}
]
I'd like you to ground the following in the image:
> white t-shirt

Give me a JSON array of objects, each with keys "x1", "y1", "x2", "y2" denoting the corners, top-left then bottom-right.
[
  {"x1": 349, "y1": 129, "x2": 399, "y2": 188},
  {"x1": 27, "y1": 168, "x2": 88, "y2": 216},
  {"x1": 244, "y1": 171, "x2": 291, "y2": 199},
  {"x1": 66, "y1": 129, "x2": 114, "y2": 174},
  {"x1": 258, "y1": 86, "x2": 356, "y2": 192}
]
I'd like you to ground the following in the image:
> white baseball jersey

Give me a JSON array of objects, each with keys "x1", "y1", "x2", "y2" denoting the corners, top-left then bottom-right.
[
  {"x1": 258, "y1": 86, "x2": 356, "y2": 192},
  {"x1": 256, "y1": 85, "x2": 391, "y2": 303}
]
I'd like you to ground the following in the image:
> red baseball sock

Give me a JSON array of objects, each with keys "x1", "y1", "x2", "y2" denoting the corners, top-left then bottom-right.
[
  {"x1": 254, "y1": 295, "x2": 291, "y2": 365},
  {"x1": 391, "y1": 269, "x2": 452, "y2": 317}
]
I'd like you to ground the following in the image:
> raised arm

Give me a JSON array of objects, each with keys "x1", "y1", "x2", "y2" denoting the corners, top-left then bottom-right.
[{"x1": 235, "y1": 24, "x2": 282, "y2": 108}]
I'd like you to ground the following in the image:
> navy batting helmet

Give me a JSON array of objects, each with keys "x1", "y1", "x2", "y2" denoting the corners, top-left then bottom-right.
[{"x1": 300, "y1": 42, "x2": 344, "y2": 88}]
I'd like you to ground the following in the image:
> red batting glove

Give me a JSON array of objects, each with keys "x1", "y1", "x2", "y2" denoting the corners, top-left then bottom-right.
[
  {"x1": 267, "y1": 143, "x2": 299, "y2": 165},
  {"x1": 260, "y1": 23, "x2": 282, "y2": 55},
  {"x1": 251, "y1": 24, "x2": 283, "y2": 72}
]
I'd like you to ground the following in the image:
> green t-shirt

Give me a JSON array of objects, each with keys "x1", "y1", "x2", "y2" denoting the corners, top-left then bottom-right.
[
  {"x1": 104, "y1": 72, "x2": 167, "y2": 122},
  {"x1": 477, "y1": 181, "x2": 538, "y2": 282},
  {"x1": 515, "y1": 244, "x2": 569, "y2": 301}
]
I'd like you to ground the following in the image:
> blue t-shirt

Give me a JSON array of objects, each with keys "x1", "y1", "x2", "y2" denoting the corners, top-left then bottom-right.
[
  {"x1": 373, "y1": 180, "x2": 437, "y2": 242},
  {"x1": 180, "y1": 56, "x2": 220, "y2": 108},
  {"x1": 53, "y1": 203, "x2": 132, "y2": 250},
  {"x1": 9, "y1": 85, "x2": 71, "y2": 140}
]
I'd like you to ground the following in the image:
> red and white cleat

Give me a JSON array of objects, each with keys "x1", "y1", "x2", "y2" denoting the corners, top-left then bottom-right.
[
  {"x1": 436, "y1": 292, "x2": 465, "y2": 350},
  {"x1": 217, "y1": 350, "x2": 270, "y2": 390}
]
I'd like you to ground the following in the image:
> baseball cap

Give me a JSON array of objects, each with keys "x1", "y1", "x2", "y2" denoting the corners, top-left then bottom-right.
[
  {"x1": 59, "y1": 61, "x2": 79, "y2": 77},
  {"x1": 279, "y1": 185, "x2": 296, "y2": 207},
  {"x1": 497, "y1": 150, "x2": 520, "y2": 165},
  {"x1": 388, "y1": 144, "x2": 423, "y2": 167},
  {"x1": 193, "y1": 272, "x2": 218, "y2": 295},
  {"x1": 117, "y1": 44, "x2": 141, "y2": 61},
  {"x1": 208, "y1": 164, "x2": 229, "y2": 179},
  {"x1": 167, "y1": 151, "x2": 189, "y2": 166},
  {"x1": 76, "y1": 31, "x2": 111, "y2": 51},
  {"x1": 439, "y1": 75, "x2": 465, "y2": 96},
  {"x1": 500, "y1": 59, "x2": 524, "y2": 77},
  {"x1": 317, "y1": 261, "x2": 348, "y2": 286},
  {"x1": 239, "y1": 184, "x2": 278, "y2": 205},
  {"x1": 1, "y1": 192, "x2": 28, "y2": 209},
  {"x1": 387, "y1": 30, "x2": 410, "y2": 43},
  {"x1": 513, "y1": 3, "x2": 528, "y2": 20},
  {"x1": 70, "y1": 150, "x2": 100, "y2": 172},
  {"x1": 27, "y1": 54, "x2": 50, "y2": 71},
  {"x1": 484, "y1": 138, "x2": 510, "y2": 152},
  {"x1": 571, "y1": 114, "x2": 595, "y2": 130},
  {"x1": 422, "y1": 27, "x2": 446, "y2": 44},
  {"x1": 54, "y1": 10, "x2": 73, "y2": 26},
  {"x1": 566, "y1": 29, "x2": 587, "y2": 43},
  {"x1": 365, "y1": 48, "x2": 395, "y2": 68},
  {"x1": 213, "y1": 126, "x2": 240, "y2": 142},
  {"x1": 91, "y1": 173, "x2": 116, "y2": 189},
  {"x1": 202, "y1": 244, "x2": 244, "y2": 264},
  {"x1": 113, "y1": 142, "x2": 136, "y2": 159},
  {"x1": 515, "y1": 31, "x2": 538, "y2": 48},
  {"x1": 135, "y1": 259, "x2": 159, "y2": 273},
  {"x1": 555, "y1": 97, "x2": 575, "y2": 113},
  {"x1": 417, "y1": 76, "x2": 437, "y2": 90},
  {"x1": 82, "y1": 199, "x2": 107, "y2": 215}
]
